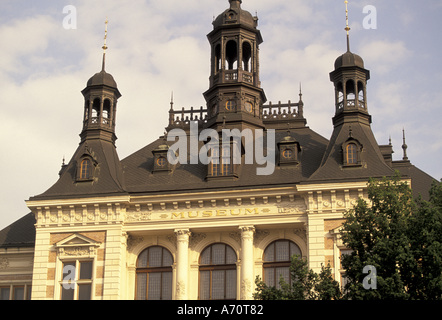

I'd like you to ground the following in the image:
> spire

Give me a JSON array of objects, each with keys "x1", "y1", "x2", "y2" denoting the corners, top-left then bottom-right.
[
  {"x1": 344, "y1": 0, "x2": 351, "y2": 52},
  {"x1": 102, "y1": 18, "x2": 109, "y2": 71},
  {"x1": 170, "y1": 91, "x2": 174, "y2": 110},
  {"x1": 402, "y1": 128, "x2": 409, "y2": 161}
]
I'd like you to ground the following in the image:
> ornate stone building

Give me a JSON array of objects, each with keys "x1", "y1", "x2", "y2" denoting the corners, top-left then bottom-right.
[{"x1": 0, "y1": 0, "x2": 435, "y2": 300}]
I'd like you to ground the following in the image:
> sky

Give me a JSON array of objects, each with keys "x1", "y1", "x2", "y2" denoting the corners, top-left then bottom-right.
[{"x1": 1, "y1": 0, "x2": 441, "y2": 229}]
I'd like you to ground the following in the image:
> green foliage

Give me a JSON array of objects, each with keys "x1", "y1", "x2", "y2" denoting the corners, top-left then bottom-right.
[
  {"x1": 253, "y1": 255, "x2": 342, "y2": 300},
  {"x1": 341, "y1": 174, "x2": 442, "y2": 300},
  {"x1": 254, "y1": 175, "x2": 442, "y2": 300}
]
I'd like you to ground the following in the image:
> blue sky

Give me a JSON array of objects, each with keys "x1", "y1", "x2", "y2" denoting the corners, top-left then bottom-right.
[{"x1": 1, "y1": 0, "x2": 441, "y2": 229}]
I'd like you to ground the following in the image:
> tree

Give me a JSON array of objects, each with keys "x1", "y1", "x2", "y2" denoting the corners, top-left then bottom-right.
[
  {"x1": 406, "y1": 180, "x2": 442, "y2": 299},
  {"x1": 341, "y1": 174, "x2": 442, "y2": 299},
  {"x1": 254, "y1": 255, "x2": 342, "y2": 300}
]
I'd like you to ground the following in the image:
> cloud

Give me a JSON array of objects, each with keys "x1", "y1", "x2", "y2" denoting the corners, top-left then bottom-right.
[
  {"x1": 0, "y1": 0, "x2": 440, "y2": 229},
  {"x1": 359, "y1": 40, "x2": 412, "y2": 75}
]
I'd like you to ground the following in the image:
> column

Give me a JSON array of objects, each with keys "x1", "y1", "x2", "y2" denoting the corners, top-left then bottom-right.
[
  {"x1": 239, "y1": 225, "x2": 255, "y2": 300},
  {"x1": 174, "y1": 229, "x2": 191, "y2": 300}
]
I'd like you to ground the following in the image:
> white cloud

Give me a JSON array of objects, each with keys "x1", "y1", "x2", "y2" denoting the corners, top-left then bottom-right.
[
  {"x1": 359, "y1": 40, "x2": 412, "y2": 75},
  {"x1": 0, "y1": 0, "x2": 440, "y2": 228}
]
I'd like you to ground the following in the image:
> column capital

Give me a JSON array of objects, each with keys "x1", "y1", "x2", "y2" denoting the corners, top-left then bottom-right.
[
  {"x1": 238, "y1": 225, "x2": 255, "y2": 234},
  {"x1": 174, "y1": 229, "x2": 191, "y2": 238}
]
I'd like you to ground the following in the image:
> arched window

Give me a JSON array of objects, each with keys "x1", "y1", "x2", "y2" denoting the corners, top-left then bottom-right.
[
  {"x1": 346, "y1": 143, "x2": 358, "y2": 164},
  {"x1": 357, "y1": 81, "x2": 365, "y2": 108},
  {"x1": 102, "y1": 99, "x2": 111, "y2": 124},
  {"x1": 80, "y1": 159, "x2": 91, "y2": 180},
  {"x1": 91, "y1": 98, "x2": 100, "y2": 123},
  {"x1": 263, "y1": 240, "x2": 302, "y2": 288},
  {"x1": 215, "y1": 44, "x2": 221, "y2": 72},
  {"x1": 346, "y1": 80, "x2": 355, "y2": 107},
  {"x1": 136, "y1": 246, "x2": 173, "y2": 300},
  {"x1": 199, "y1": 243, "x2": 237, "y2": 300},
  {"x1": 242, "y1": 42, "x2": 252, "y2": 72},
  {"x1": 336, "y1": 82, "x2": 344, "y2": 110},
  {"x1": 225, "y1": 40, "x2": 238, "y2": 70}
]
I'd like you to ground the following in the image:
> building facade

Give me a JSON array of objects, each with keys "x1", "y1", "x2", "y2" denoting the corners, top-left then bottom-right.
[{"x1": 0, "y1": 0, "x2": 435, "y2": 300}]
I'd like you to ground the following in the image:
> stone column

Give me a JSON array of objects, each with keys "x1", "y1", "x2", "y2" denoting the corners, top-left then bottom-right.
[
  {"x1": 239, "y1": 225, "x2": 255, "y2": 300},
  {"x1": 174, "y1": 229, "x2": 191, "y2": 300}
]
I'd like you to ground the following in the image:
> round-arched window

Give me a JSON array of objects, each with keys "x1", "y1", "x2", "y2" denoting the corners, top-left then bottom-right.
[
  {"x1": 263, "y1": 240, "x2": 302, "y2": 288},
  {"x1": 199, "y1": 243, "x2": 237, "y2": 300},
  {"x1": 136, "y1": 246, "x2": 173, "y2": 300}
]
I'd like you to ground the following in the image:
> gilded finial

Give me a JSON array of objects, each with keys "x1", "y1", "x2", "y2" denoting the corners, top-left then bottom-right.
[
  {"x1": 344, "y1": 1, "x2": 351, "y2": 52},
  {"x1": 101, "y1": 18, "x2": 108, "y2": 71}
]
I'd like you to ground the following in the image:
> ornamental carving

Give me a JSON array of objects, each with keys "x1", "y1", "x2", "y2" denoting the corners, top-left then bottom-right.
[
  {"x1": 126, "y1": 211, "x2": 151, "y2": 222},
  {"x1": 0, "y1": 258, "x2": 9, "y2": 270}
]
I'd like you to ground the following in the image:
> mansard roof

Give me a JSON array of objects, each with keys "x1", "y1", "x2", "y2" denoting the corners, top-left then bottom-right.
[
  {"x1": 0, "y1": 213, "x2": 35, "y2": 248},
  {"x1": 120, "y1": 126, "x2": 329, "y2": 195},
  {"x1": 30, "y1": 139, "x2": 126, "y2": 201}
]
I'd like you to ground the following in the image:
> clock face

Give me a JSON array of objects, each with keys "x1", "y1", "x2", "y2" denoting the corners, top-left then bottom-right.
[
  {"x1": 156, "y1": 157, "x2": 167, "y2": 167},
  {"x1": 282, "y1": 149, "x2": 293, "y2": 159},
  {"x1": 245, "y1": 102, "x2": 253, "y2": 113},
  {"x1": 226, "y1": 100, "x2": 235, "y2": 111}
]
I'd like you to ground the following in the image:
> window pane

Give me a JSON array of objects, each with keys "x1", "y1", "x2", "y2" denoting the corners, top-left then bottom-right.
[
  {"x1": 78, "y1": 284, "x2": 91, "y2": 300},
  {"x1": 136, "y1": 273, "x2": 147, "y2": 300},
  {"x1": 226, "y1": 246, "x2": 237, "y2": 264},
  {"x1": 62, "y1": 261, "x2": 76, "y2": 280},
  {"x1": 212, "y1": 244, "x2": 226, "y2": 265},
  {"x1": 161, "y1": 272, "x2": 172, "y2": 300},
  {"x1": 290, "y1": 242, "x2": 302, "y2": 258},
  {"x1": 147, "y1": 273, "x2": 161, "y2": 300},
  {"x1": 199, "y1": 271, "x2": 210, "y2": 300},
  {"x1": 200, "y1": 247, "x2": 211, "y2": 265},
  {"x1": 264, "y1": 268, "x2": 275, "y2": 287},
  {"x1": 27, "y1": 286, "x2": 32, "y2": 300},
  {"x1": 61, "y1": 286, "x2": 75, "y2": 300},
  {"x1": 275, "y1": 241, "x2": 289, "y2": 261},
  {"x1": 0, "y1": 287, "x2": 10, "y2": 300},
  {"x1": 138, "y1": 249, "x2": 148, "y2": 268},
  {"x1": 212, "y1": 270, "x2": 225, "y2": 300},
  {"x1": 276, "y1": 267, "x2": 290, "y2": 288},
  {"x1": 79, "y1": 261, "x2": 93, "y2": 280},
  {"x1": 13, "y1": 287, "x2": 24, "y2": 300},
  {"x1": 149, "y1": 247, "x2": 163, "y2": 268},
  {"x1": 264, "y1": 243, "x2": 274, "y2": 262},
  {"x1": 162, "y1": 249, "x2": 173, "y2": 267},
  {"x1": 226, "y1": 270, "x2": 237, "y2": 299}
]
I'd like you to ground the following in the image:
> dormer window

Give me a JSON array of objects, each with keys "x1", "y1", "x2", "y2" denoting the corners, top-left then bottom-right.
[
  {"x1": 76, "y1": 156, "x2": 96, "y2": 182},
  {"x1": 342, "y1": 136, "x2": 363, "y2": 167},
  {"x1": 80, "y1": 159, "x2": 91, "y2": 180},
  {"x1": 346, "y1": 143, "x2": 358, "y2": 164},
  {"x1": 277, "y1": 134, "x2": 301, "y2": 166},
  {"x1": 152, "y1": 143, "x2": 172, "y2": 173}
]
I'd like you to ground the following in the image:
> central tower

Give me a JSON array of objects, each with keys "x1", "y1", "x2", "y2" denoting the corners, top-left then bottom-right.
[{"x1": 203, "y1": 0, "x2": 266, "y2": 131}]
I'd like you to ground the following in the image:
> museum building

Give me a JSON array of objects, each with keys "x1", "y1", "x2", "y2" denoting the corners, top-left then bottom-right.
[{"x1": 0, "y1": 0, "x2": 435, "y2": 300}]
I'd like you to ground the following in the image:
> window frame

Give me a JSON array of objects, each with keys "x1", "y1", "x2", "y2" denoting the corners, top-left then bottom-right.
[
  {"x1": 135, "y1": 246, "x2": 174, "y2": 300},
  {"x1": 199, "y1": 243, "x2": 237, "y2": 300},
  {"x1": 262, "y1": 240, "x2": 302, "y2": 289},
  {"x1": 0, "y1": 284, "x2": 32, "y2": 300},
  {"x1": 342, "y1": 139, "x2": 362, "y2": 167},
  {"x1": 60, "y1": 259, "x2": 94, "y2": 300}
]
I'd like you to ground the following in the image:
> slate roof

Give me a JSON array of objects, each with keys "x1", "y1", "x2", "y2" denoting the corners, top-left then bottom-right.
[
  {"x1": 30, "y1": 139, "x2": 127, "y2": 201},
  {"x1": 120, "y1": 127, "x2": 329, "y2": 195},
  {"x1": 0, "y1": 213, "x2": 36, "y2": 248}
]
